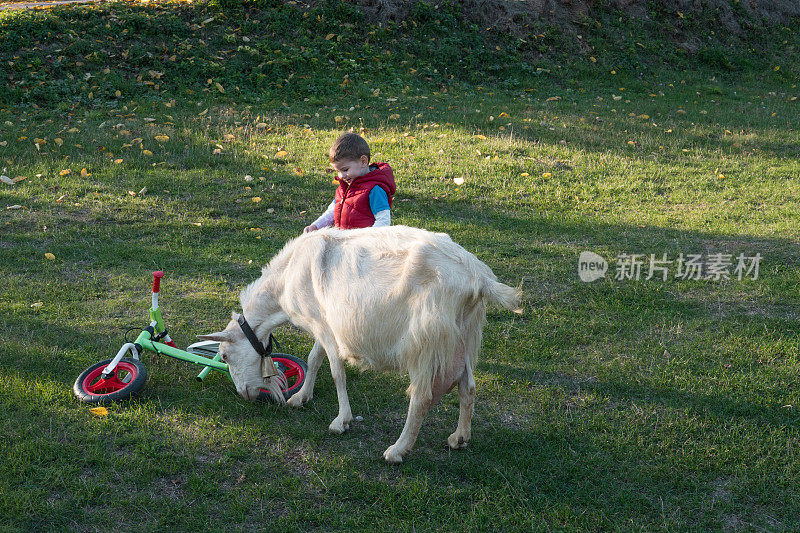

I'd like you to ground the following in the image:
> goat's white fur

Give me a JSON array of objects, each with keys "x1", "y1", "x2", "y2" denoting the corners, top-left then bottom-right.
[{"x1": 199, "y1": 225, "x2": 519, "y2": 463}]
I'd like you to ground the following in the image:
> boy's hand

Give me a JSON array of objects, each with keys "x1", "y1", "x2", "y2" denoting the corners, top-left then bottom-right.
[{"x1": 303, "y1": 224, "x2": 319, "y2": 233}]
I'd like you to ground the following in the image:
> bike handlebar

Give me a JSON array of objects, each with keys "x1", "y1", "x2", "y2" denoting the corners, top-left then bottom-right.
[{"x1": 152, "y1": 271, "x2": 164, "y2": 293}]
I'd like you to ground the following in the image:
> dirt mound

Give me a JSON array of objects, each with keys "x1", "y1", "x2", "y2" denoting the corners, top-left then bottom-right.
[{"x1": 352, "y1": 0, "x2": 800, "y2": 35}]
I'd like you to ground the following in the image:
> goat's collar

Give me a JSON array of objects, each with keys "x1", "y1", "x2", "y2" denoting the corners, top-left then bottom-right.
[{"x1": 236, "y1": 314, "x2": 278, "y2": 357}]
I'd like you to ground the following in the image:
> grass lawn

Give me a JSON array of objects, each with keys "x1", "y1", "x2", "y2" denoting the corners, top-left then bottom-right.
[{"x1": 1, "y1": 1, "x2": 799, "y2": 530}]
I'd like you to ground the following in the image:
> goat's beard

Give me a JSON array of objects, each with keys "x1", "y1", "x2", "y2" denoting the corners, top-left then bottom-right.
[{"x1": 259, "y1": 367, "x2": 287, "y2": 404}]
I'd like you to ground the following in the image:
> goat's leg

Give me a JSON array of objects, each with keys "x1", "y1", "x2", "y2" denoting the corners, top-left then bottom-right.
[
  {"x1": 326, "y1": 349, "x2": 353, "y2": 434},
  {"x1": 383, "y1": 392, "x2": 432, "y2": 464},
  {"x1": 448, "y1": 356, "x2": 475, "y2": 450},
  {"x1": 287, "y1": 339, "x2": 325, "y2": 408}
]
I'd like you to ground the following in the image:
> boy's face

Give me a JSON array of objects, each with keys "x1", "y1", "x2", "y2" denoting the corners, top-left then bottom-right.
[{"x1": 331, "y1": 156, "x2": 370, "y2": 184}]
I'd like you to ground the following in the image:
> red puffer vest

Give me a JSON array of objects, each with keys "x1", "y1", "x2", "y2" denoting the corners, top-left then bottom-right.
[{"x1": 334, "y1": 162, "x2": 396, "y2": 229}]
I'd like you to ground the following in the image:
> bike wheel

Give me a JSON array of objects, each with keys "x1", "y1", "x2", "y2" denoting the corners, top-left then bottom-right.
[
  {"x1": 258, "y1": 353, "x2": 307, "y2": 403},
  {"x1": 74, "y1": 357, "x2": 148, "y2": 404}
]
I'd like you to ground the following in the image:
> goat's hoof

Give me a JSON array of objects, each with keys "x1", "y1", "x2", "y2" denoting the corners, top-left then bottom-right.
[
  {"x1": 383, "y1": 445, "x2": 404, "y2": 464},
  {"x1": 286, "y1": 394, "x2": 308, "y2": 408},
  {"x1": 448, "y1": 432, "x2": 470, "y2": 450},
  {"x1": 328, "y1": 417, "x2": 351, "y2": 434}
]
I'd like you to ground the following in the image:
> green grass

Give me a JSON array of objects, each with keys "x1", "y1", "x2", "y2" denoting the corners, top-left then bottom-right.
[{"x1": 1, "y1": 1, "x2": 799, "y2": 531}]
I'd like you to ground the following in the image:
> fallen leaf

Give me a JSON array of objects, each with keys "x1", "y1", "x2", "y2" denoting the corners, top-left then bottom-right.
[
  {"x1": 155, "y1": 134, "x2": 170, "y2": 142},
  {"x1": 115, "y1": 90, "x2": 122, "y2": 98},
  {"x1": 142, "y1": 150, "x2": 153, "y2": 156},
  {"x1": 545, "y1": 96, "x2": 561, "y2": 102},
  {"x1": 275, "y1": 150, "x2": 288, "y2": 158},
  {"x1": 89, "y1": 407, "x2": 108, "y2": 416},
  {"x1": 267, "y1": 208, "x2": 275, "y2": 214},
  {"x1": 67, "y1": 128, "x2": 80, "y2": 133},
  {"x1": 325, "y1": 33, "x2": 336, "y2": 40},
  {"x1": 30, "y1": 302, "x2": 44, "y2": 308},
  {"x1": 114, "y1": 158, "x2": 123, "y2": 164},
  {"x1": 542, "y1": 172, "x2": 552, "y2": 178},
  {"x1": 255, "y1": 122, "x2": 268, "y2": 129},
  {"x1": 81, "y1": 168, "x2": 90, "y2": 177},
  {"x1": 59, "y1": 169, "x2": 71, "y2": 176},
  {"x1": 1, "y1": 175, "x2": 13, "y2": 185},
  {"x1": 389, "y1": 114, "x2": 400, "y2": 120},
  {"x1": 252, "y1": 197, "x2": 262, "y2": 203},
  {"x1": 54, "y1": 138, "x2": 63, "y2": 146},
  {"x1": 453, "y1": 177, "x2": 465, "y2": 185},
  {"x1": 7, "y1": 204, "x2": 24, "y2": 210},
  {"x1": 44, "y1": 252, "x2": 55, "y2": 260},
  {"x1": 215, "y1": 82, "x2": 225, "y2": 93},
  {"x1": 520, "y1": 172, "x2": 530, "y2": 177}
]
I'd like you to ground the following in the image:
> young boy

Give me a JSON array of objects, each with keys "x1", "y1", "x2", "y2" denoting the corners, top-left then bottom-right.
[{"x1": 304, "y1": 132, "x2": 396, "y2": 232}]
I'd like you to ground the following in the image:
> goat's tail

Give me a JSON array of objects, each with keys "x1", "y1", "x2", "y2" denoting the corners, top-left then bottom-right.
[{"x1": 482, "y1": 279, "x2": 522, "y2": 312}]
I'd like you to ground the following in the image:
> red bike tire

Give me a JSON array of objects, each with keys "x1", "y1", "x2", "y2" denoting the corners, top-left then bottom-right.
[
  {"x1": 74, "y1": 357, "x2": 148, "y2": 404},
  {"x1": 257, "y1": 353, "x2": 307, "y2": 403}
]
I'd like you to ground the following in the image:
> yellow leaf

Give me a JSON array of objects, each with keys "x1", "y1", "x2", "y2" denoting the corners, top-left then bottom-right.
[
  {"x1": 520, "y1": 172, "x2": 529, "y2": 177},
  {"x1": 89, "y1": 407, "x2": 108, "y2": 416},
  {"x1": 542, "y1": 172, "x2": 552, "y2": 178},
  {"x1": 34, "y1": 138, "x2": 46, "y2": 145},
  {"x1": 81, "y1": 168, "x2": 90, "y2": 177},
  {"x1": 498, "y1": 112, "x2": 510, "y2": 118},
  {"x1": 473, "y1": 134, "x2": 487, "y2": 140},
  {"x1": 638, "y1": 114, "x2": 650, "y2": 119},
  {"x1": 114, "y1": 158, "x2": 123, "y2": 164},
  {"x1": 142, "y1": 150, "x2": 153, "y2": 156},
  {"x1": 325, "y1": 33, "x2": 336, "y2": 40},
  {"x1": 31, "y1": 302, "x2": 43, "y2": 308},
  {"x1": 215, "y1": 82, "x2": 225, "y2": 93},
  {"x1": 389, "y1": 114, "x2": 400, "y2": 120},
  {"x1": 155, "y1": 134, "x2": 170, "y2": 142},
  {"x1": 546, "y1": 96, "x2": 561, "y2": 102},
  {"x1": 115, "y1": 90, "x2": 122, "y2": 98},
  {"x1": 252, "y1": 197, "x2": 262, "y2": 203},
  {"x1": 275, "y1": 150, "x2": 288, "y2": 158},
  {"x1": 54, "y1": 138, "x2": 64, "y2": 146},
  {"x1": 717, "y1": 174, "x2": 726, "y2": 180},
  {"x1": 67, "y1": 128, "x2": 80, "y2": 133},
  {"x1": 59, "y1": 169, "x2": 71, "y2": 176},
  {"x1": 589, "y1": 56, "x2": 597, "y2": 63},
  {"x1": 44, "y1": 252, "x2": 55, "y2": 260}
]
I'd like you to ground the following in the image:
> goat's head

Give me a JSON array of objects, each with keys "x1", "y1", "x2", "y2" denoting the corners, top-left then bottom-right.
[{"x1": 197, "y1": 312, "x2": 286, "y2": 403}]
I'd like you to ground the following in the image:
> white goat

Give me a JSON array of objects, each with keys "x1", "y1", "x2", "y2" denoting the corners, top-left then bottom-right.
[{"x1": 199, "y1": 225, "x2": 519, "y2": 463}]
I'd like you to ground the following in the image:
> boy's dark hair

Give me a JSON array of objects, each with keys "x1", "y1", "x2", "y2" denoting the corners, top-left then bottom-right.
[{"x1": 329, "y1": 132, "x2": 370, "y2": 163}]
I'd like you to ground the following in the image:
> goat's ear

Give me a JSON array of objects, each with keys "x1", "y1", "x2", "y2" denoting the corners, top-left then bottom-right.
[{"x1": 197, "y1": 330, "x2": 233, "y2": 342}]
